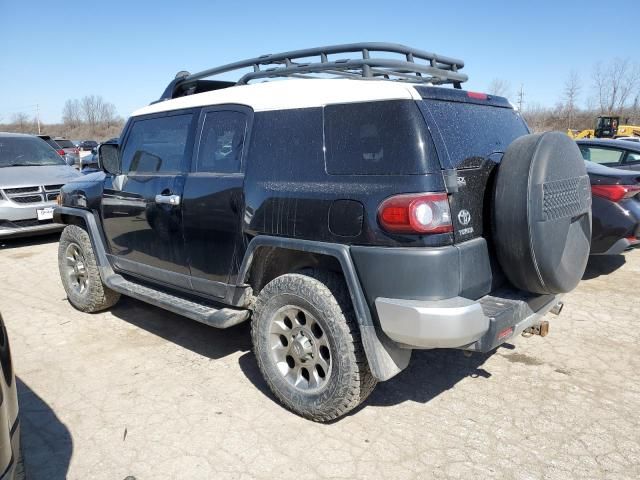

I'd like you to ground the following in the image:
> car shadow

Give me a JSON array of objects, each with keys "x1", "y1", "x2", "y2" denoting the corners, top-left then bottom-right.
[
  {"x1": 582, "y1": 254, "x2": 627, "y2": 280},
  {"x1": 238, "y1": 343, "x2": 497, "y2": 419},
  {"x1": 111, "y1": 297, "x2": 497, "y2": 419},
  {"x1": 109, "y1": 297, "x2": 252, "y2": 360},
  {"x1": 0, "y1": 232, "x2": 60, "y2": 250},
  {"x1": 17, "y1": 377, "x2": 73, "y2": 480}
]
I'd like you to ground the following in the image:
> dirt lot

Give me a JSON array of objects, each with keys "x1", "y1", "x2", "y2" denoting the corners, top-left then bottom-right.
[{"x1": 0, "y1": 234, "x2": 639, "y2": 480}]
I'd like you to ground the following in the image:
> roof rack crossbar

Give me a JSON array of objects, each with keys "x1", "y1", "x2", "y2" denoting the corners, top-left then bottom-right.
[{"x1": 160, "y1": 42, "x2": 467, "y2": 101}]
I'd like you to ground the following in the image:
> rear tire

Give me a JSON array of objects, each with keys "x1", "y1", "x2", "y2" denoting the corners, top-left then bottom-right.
[
  {"x1": 251, "y1": 270, "x2": 376, "y2": 422},
  {"x1": 58, "y1": 225, "x2": 120, "y2": 312}
]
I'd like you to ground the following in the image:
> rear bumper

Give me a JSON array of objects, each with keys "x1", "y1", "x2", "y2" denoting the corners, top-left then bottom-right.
[
  {"x1": 375, "y1": 291, "x2": 561, "y2": 351},
  {"x1": 597, "y1": 236, "x2": 640, "y2": 255}
]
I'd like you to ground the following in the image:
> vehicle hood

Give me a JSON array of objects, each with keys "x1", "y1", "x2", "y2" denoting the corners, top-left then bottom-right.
[{"x1": 0, "y1": 165, "x2": 80, "y2": 188}]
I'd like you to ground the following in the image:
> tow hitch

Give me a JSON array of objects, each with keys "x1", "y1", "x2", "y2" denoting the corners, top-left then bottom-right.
[{"x1": 523, "y1": 301, "x2": 563, "y2": 337}]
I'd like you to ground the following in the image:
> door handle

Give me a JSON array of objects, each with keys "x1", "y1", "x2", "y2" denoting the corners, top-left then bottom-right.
[{"x1": 155, "y1": 194, "x2": 181, "y2": 206}]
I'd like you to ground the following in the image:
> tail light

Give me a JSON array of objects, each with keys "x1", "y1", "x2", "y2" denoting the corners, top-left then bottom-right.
[
  {"x1": 467, "y1": 91, "x2": 488, "y2": 100},
  {"x1": 378, "y1": 192, "x2": 452, "y2": 234},
  {"x1": 56, "y1": 149, "x2": 66, "y2": 156},
  {"x1": 591, "y1": 184, "x2": 640, "y2": 202}
]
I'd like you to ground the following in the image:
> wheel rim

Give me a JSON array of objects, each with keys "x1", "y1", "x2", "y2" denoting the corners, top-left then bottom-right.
[
  {"x1": 268, "y1": 306, "x2": 332, "y2": 392},
  {"x1": 64, "y1": 243, "x2": 89, "y2": 294}
]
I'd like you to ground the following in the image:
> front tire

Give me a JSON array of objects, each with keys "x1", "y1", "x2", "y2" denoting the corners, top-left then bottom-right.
[
  {"x1": 58, "y1": 225, "x2": 120, "y2": 312},
  {"x1": 251, "y1": 270, "x2": 376, "y2": 422}
]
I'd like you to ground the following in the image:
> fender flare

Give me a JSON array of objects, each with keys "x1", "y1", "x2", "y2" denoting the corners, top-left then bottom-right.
[
  {"x1": 238, "y1": 236, "x2": 411, "y2": 381},
  {"x1": 54, "y1": 207, "x2": 115, "y2": 280}
]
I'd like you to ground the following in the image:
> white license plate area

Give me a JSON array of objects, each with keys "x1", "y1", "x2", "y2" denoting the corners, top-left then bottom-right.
[{"x1": 37, "y1": 207, "x2": 55, "y2": 221}]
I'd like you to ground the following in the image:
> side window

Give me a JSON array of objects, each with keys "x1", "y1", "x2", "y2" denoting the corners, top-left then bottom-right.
[
  {"x1": 580, "y1": 147, "x2": 623, "y2": 166},
  {"x1": 121, "y1": 114, "x2": 193, "y2": 174},
  {"x1": 195, "y1": 111, "x2": 247, "y2": 173},
  {"x1": 324, "y1": 100, "x2": 436, "y2": 175},
  {"x1": 623, "y1": 151, "x2": 640, "y2": 165}
]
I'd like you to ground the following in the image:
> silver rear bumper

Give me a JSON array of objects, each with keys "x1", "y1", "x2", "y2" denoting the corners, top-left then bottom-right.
[{"x1": 375, "y1": 292, "x2": 562, "y2": 350}]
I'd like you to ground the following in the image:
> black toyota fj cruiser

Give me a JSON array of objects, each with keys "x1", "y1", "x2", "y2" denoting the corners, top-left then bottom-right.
[{"x1": 55, "y1": 43, "x2": 592, "y2": 421}]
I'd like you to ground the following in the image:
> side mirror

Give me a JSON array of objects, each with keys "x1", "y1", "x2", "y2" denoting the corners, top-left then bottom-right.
[{"x1": 99, "y1": 143, "x2": 120, "y2": 174}]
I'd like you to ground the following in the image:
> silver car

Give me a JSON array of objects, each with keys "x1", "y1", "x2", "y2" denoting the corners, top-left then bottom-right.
[{"x1": 0, "y1": 132, "x2": 80, "y2": 238}]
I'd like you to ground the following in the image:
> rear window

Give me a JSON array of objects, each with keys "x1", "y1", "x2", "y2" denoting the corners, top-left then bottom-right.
[
  {"x1": 324, "y1": 100, "x2": 437, "y2": 175},
  {"x1": 424, "y1": 100, "x2": 528, "y2": 169},
  {"x1": 44, "y1": 138, "x2": 60, "y2": 149},
  {"x1": 578, "y1": 146, "x2": 623, "y2": 166},
  {"x1": 55, "y1": 139, "x2": 75, "y2": 148}
]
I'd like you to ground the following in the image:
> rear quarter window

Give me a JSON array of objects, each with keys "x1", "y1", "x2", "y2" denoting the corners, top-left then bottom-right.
[
  {"x1": 324, "y1": 100, "x2": 437, "y2": 175},
  {"x1": 424, "y1": 100, "x2": 528, "y2": 169}
]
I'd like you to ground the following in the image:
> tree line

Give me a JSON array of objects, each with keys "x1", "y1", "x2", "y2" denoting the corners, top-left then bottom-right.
[
  {"x1": 2, "y1": 58, "x2": 639, "y2": 140},
  {"x1": 488, "y1": 58, "x2": 640, "y2": 133},
  {"x1": 1, "y1": 95, "x2": 125, "y2": 141}
]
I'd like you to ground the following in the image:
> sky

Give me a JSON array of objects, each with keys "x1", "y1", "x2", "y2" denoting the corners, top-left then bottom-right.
[{"x1": 0, "y1": 0, "x2": 637, "y2": 123}]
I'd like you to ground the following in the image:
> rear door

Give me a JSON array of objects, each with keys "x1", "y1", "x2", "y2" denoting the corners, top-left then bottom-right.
[
  {"x1": 101, "y1": 110, "x2": 197, "y2": 287},
  {"x1": 419, "y1": 90, "x2": 529, "y2": 243},
  {"x1": 182, "y1": 106, "x2": 249, "y2": 299}
]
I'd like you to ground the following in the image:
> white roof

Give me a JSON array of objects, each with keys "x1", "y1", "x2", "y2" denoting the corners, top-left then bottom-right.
[{"x1": 132, "y1": 78, "x2": 424, "y2": 117}]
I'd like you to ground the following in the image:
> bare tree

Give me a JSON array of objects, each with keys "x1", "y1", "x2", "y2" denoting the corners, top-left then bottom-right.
[
  {"x1": 10, "y1": 112, "x2": 31, "y2": 133},
  {"x1": 563, "y1": 71, "x2": 581, "y2": 129},
  {"x1": 488, "y1": 78, "x2": 511, "y2": 98},
  {"x1": 62, "y1": 99, "x2": 82, "y2": 128},
  {"x1": 593, "y1": 59, "x2": 640, "y2": 114}
]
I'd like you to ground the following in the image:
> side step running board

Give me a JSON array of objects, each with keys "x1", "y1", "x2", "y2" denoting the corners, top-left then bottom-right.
[{"x1": 105, "y1": 274, "x2": 250, "y2": 329}]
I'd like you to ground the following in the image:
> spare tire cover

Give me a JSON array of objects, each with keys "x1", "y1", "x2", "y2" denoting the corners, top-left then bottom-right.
[{"x1": 493, "y1": 132, "x2": 591, "y2": 294}]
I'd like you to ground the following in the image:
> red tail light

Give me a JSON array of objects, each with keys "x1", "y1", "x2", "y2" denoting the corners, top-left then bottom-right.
[
  {"x1": 467, "y1": 91, "x2": 488, "y2": 100},
  {"x1": 591, "y1": 184, "x2": 640, "y2": 202},
  {"x1": 378, "y1": 192, "x2": 452, "y2": 234},
  {"x1": 56, "y1": 149, "x2": 65, "y2": 156}
]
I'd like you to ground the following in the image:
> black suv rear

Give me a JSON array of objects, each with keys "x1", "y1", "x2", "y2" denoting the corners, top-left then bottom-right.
[{"x1": 54, "y1": 43, "x2": 591, "y2": 421}]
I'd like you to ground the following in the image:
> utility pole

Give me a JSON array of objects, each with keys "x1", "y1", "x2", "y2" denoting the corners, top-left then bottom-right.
[
  {"x1": 35, "y1": 104, "x2": 41, "y2": 134},
  {"x1": 516, "y1": 84, "x2": 525, "y2": 112}
]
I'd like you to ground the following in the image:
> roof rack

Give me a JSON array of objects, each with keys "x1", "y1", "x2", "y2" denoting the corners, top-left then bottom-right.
[{"x1": 157, "y1": 42, "x2": 468, "y2": 102}]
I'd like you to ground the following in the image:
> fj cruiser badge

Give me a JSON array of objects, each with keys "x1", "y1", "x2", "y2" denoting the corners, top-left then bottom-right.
[{"x1": 458, "y1": 209, "x2": 471, "y2": 226}]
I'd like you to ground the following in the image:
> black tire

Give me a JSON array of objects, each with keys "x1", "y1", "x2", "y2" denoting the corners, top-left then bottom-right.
[
  {"x1": 58, "y1": 225, "x2": 120, "y2": 312},
  {"x1": 493, "y1": 132, "x2": 592, "y2": 294},
  {"x1": 251, "y1": 270, "x2": 376, "y2": 422}
]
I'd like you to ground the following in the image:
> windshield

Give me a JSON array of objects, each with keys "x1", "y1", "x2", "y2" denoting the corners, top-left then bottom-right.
[{"x1": 0, "y1": 136, "x2": 67, "y2": 167}]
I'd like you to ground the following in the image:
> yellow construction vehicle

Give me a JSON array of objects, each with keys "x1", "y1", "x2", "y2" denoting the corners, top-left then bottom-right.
[{"x1": 567, "y1": 116, "x2": 640, "y2": 139}]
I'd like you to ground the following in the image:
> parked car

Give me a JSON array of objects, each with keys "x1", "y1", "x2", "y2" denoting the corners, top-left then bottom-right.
[
  {"x1": 77, "y1": 140, "x2": 98, "y2": 152},
  {"x1": 36, "y1": 135, "x2": 74, "y2": 167},
  {"x1": 577, "y1": 138, "x2": 640, "y2": 171},
  {"x1": 0, "y1": 132, "x2": 80, "y2": 238},
  {"x1": 53, "y1": 137, "x2": 80, "y2": 166},
  {"x1": 55, "y1": 43, "x2": 591, "y2": 421},
  {"x1": 586, "y1": 160, "x2": 640, "y2": 254},
  {"x1": 0, "y1": 313, "x2": 24, "y2": 479}
]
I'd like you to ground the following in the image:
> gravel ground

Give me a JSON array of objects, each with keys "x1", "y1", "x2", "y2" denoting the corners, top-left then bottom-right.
[{"x1": 0, "y1": 234, "x2": 639, "y2": 480}]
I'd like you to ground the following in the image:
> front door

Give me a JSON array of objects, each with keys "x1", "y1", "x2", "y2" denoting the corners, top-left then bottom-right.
[
  {"x1": 182, "y1": 106, "x2": 250, "y2": 299},
  {"x1": 101, "y1": 110, "x2": 197, "y2": 288}
]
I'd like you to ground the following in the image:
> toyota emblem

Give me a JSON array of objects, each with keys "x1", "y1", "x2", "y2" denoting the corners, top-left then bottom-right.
[{"x1": 458, "y1": 209, "x2": 471, "y2": 226}]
